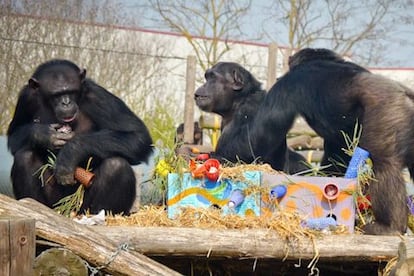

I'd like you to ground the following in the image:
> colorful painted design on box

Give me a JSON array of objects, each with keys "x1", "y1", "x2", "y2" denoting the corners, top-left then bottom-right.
[
  {"x1": 261, "y1": 174, "x2": 357, "y2": 232},
  {"x1": 167, "y1": 171, "x2": 261, "y2": 219}
]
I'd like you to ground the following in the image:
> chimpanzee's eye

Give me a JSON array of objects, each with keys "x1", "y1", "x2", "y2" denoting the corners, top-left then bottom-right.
[{"x1": 205, "y1": 71, "x2": 216, "y2": 80}]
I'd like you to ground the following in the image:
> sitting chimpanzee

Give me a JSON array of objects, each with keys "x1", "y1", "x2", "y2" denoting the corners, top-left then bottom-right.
[
  {"x1": 193, "y1": 62, "x2": 309, "y2": 174},
  {"x1": 175, "y1": 122, "x2": 203, "y2": 145},
  {"x1": 7, "y1": 59, "x2": 153, "y2": 215},
  {"x1": 218, "y1": 48, "x2": 414, "y2": 235}
]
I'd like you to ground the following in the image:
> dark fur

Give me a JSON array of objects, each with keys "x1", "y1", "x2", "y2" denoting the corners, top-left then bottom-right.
[
  {"x1": 195, "y1": 62, "x2": 308, "y2": 174},
  {"x1": 236, "y1": 48, "x2": 412, "y2": 235},
  {"x1": 288, "y1": 48, "x2": 346, "y2": 69},
  {"x1": 7, "y1": 59, "x2": 153, "y2": 215},
  {"x1": 175, "y1": 122, "x2": 203, "y2": 145}
]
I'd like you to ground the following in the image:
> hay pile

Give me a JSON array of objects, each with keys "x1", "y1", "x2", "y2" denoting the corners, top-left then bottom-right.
[
  {"x1": 106, "y1": 164, "x2": 350, "y2": 241},
  {"x1": 106, "y1": 204, "x2": 351, "y2": 240}
]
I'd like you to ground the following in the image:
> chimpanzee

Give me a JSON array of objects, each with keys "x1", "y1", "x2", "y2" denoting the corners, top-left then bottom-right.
[
  {"x1": 175, "y1": 122, "x2": 203, "y2": 145},
  {"x1": 7, "y1": 59, "x2": 153, "y2": 215},
  {"x1": 223, "y1": 48, "x2": 414, "y2": 235},
  {"x1": 194, "y1": 62, "x2": 309, "y2": 174}
]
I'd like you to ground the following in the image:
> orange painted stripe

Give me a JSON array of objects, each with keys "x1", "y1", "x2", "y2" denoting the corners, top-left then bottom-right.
[
  {"x1": 167, "y1": 187, "x2": 229, "y2": 206},
  {"x1": 285, "y1": 182, "x2": 355, "y2": 202}
]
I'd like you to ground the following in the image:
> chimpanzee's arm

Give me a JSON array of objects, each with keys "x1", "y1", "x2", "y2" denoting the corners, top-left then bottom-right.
[{"x1": 54, "y1": 80, "x2": 153, "y2": 184}]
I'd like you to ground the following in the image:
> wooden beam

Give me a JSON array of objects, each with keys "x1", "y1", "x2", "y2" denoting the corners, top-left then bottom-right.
[
  {"x1": 183, "y1": 55, "x2": 197, "y2": 144},
  {"x1": 94, "y1": 226, "x2": 406, "y2": 263},
  {"x1": 266, "y1": 43, "x2": 278, "y2": 90}
]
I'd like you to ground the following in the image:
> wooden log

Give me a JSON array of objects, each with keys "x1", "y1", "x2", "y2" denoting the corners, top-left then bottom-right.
[
  {"x1": 289, "y1": 117, "x2": 317, "y2": 136},
  {"x1": 94, "y1": 226, "x2": 406, "y2": 263},
  {"x1": 287, "y1": 134, "x2": 312, "y2": 150},
  {"x1": 1, "y1": 197, "x2": 408, "y2": 272},
  {"x1": 310, "y1": 136, "x2": 324, "y2": 150},
  {"x1": 34, "y1": 248, "x2": 88, "y2": 275},
  {"x1": 296, "y1": 150, "x2": 324, "y2": 163},
  {"x1": 0, "y1": 194, "x2": 181, "y2": 276},
  {"x1": 0, "y1": 217, "x2": 35, "y2": 276}
]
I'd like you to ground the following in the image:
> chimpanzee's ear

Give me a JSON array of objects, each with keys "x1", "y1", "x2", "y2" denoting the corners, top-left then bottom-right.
[
  {"x1": 232, "y1": 69, "x2": 244, "y2": 91},
  {"x1": 80, "y1": 68, "x2": 86, "y2": 81},
  {"x1": 28, "y1": 78, "x2": 40, "y2": 89}
]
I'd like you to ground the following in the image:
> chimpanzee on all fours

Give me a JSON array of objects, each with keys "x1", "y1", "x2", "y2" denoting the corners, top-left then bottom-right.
[
  {"x1": 194, "y1": 62, "x2": 309, "y2": 174},
  {"x1": 7, "y1": 59, "x2": 153, "y2": 215},
  {"x1": 206, "y1": 48, "x2": 414, "y2": 235}
]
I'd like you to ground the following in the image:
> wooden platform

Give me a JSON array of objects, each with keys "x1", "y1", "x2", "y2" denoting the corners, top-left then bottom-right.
[
  {"x1": 1, "y1": 194, "x2": 413, "y2": 275},
  {"x1": 96, "y1": 226, "x2": 408, "y2": 275}
]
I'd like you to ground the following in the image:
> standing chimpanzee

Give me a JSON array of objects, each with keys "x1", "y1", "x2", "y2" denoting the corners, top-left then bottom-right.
[
  {"x1": 194, "y1": 62, "x2": 309, "y2": 174},
  {"x1": 7, "y1": 59, "x2": 153, "y2": 215},
  {"x1": 223, "y1": 48, "x2": 414, "y2": 235}
]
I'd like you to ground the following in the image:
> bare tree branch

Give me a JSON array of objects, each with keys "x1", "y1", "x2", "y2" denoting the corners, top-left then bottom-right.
[
  {"x1": 0, "y1": 1, "x2": 170, "y2": 134},
  {"x1": 262, "y1": 0, "x2": 412, "y2": 66},
  {"x1": 148, "y1": 0, "x2": 251, "y2": 70}
]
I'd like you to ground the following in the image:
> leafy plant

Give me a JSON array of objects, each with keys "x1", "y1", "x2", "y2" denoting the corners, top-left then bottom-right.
[
  {"x1": 34, "y1": 151, "x2": 93, "y2": 217},
  {"x1": 54, "y1": 184, "x2": 85, "y2": 217},
  {"x1": 33, "y1": 150, "x2": 57, "y2": 186},
  {"x1": 53, "y1": 157, "x2": 93, "y2": 217}
]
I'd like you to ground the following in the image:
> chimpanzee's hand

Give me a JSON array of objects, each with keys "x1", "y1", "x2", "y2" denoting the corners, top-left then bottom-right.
[
  {"x1": 32, "y1": 123, "x2": 74, "y2": 149},
  {"x1": 175, "y1": 144, "x2": 214, "y2": 161},
  {"x1": 54, "y1": 163, "x2": 76, "y2": 185}
]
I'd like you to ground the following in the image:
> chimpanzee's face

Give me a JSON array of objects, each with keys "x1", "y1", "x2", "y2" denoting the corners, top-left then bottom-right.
[
  {"x1": 47, "y1": 90, "x2": 79, "y2": 124},
  {"x1": 194, "y1": 63, "x2": 244, "y2": 116},
  {"x1": 31, "y1": 65, "x2": 84, "y2": 124}
]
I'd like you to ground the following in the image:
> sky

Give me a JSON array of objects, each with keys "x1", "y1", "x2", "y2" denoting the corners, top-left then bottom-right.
[{"x1": 121, "y1": 1, "x2": 414, "y2": 68}]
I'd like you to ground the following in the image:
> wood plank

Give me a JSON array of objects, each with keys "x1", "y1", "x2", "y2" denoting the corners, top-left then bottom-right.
[
  {"x1": 0, "y1": 217, "x2": 35, "y2": 276},
  {"x1": 9, "y1": 217, "x2": 35, "y2": 275},
  {"x1": 0, "y1": 218, "x2": 11, "y2": 276}
]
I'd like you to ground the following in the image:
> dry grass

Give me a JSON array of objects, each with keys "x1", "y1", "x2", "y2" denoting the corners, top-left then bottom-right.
[
  {"x1": 107, "y1": 164, "x2": 350, "y2": 241},
  {"x1": 106, "y1": 203, "x2": 351, "y2": 238},
  {"x1": 103, "y1": 161, "x2": 392, "y2": 274}
]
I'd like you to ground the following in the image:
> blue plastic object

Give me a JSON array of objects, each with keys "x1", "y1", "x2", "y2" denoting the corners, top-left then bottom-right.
[
  {"x1": 228, "y1": 189, "x2": 245, "y2": 208},
  {"x1": 345, "y1": 147, "x2": 370, "y2": 178},
  {"x1": 270, "y1": 185, "x2": 287, "y2": 199},
  {"x1": 303, "y1": 217, "x2": 337, "y2": 230}
]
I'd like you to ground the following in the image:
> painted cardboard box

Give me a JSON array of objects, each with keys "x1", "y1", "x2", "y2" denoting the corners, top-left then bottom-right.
[
  {"x1": 261, "y1": 174, "x2": 356, "y2": 233},
  {"x1": 167, "y1": 172, "x2": 357, "y2": 232},
  {"x1": 167, "y1": 171, "x2": 261, "y2": 219}
]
